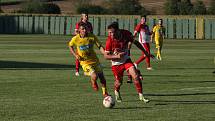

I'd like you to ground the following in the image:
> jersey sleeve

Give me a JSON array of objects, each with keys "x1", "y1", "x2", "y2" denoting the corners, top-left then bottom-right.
[
  {"x1": 134, "y1": 23, "x2": 141, "y2": 32},
  {"x1": 88, "y1": 22, "x2": 93, "y2": 33},
  {"x1": 68, "y1": 36, "x2": 76, "y2": 47},
  {"x1": 75, "y1": 22, "x2": 79, "y2": 30},
  {"x1": 152, "y1": 25, "x2": 157, "y2": 33},
  {"x1": 105, "y1": 37, "x2": 112, "y2": 52}
]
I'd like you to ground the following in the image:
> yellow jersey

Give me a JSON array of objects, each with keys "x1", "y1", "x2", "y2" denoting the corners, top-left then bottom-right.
[
  {"x1": 68, "y1": 33, "x2": 101, "y2": 65},
  {"x1": 152, "y1": 25, "x2": 165, "y2": 41}
]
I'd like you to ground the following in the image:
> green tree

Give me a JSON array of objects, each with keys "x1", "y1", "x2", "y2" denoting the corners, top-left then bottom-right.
[
  {"x1": 19, "y1": 1, "x2": 61, "y2": 14},
  {"x1": 192, "y1": 0, "x2": 206, "y2": 15},
  {"x1": 164, "y1": 0, "x2": 181, "y2": 15},
  {"x1": 108, "y1": 0, "x2": 149, "y2": 15},
  {"x1": 0, "y1": 6, "x2": 3, "y2": 13},
  {"x1": 76, "y1": 4, "x2": 106, "y2": 14},
  {"x1": 43, "y1": 3, "x2": 61, "y2": 14},
  {"x1": 208, "y1": 0, "x2": 215, "y2": 14},
  {"x1": 179, "y1": 0, "x2": 193, "y2": 15}
]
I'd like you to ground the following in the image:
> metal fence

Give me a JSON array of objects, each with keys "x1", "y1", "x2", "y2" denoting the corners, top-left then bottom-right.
[{"x1": 0, "y1": 14, "x2": 215, "y2": 40}]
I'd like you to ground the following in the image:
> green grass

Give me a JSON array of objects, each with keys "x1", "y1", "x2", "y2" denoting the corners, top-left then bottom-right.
[
  {"x1": 0, "y1": 0, "x2": 24, "y2": 3},
  {"x1": 0, "y1": 35, "x2": 215, "y2": 121}
]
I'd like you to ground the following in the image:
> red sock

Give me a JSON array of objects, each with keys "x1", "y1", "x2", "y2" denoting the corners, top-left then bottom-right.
[
  {"x1": 133, "y1": 79, "x2": 143, "y2": 93},
  {"x1": 135, "y1": 55, "x2": 145, "y2": 65},
  {"x1": 75, "y1": 59, "x2": 80, "y2": 72},
  {"x1": 114, "y1": 80, "x2": 121, "y2": 92}
]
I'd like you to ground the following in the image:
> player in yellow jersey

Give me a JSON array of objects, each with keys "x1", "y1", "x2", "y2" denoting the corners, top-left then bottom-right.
[
  {"x1": 151, "y1": 19, "x2": 165, "y2": 60},
  {"x1": 68, "y1": 23, "x2": 109, "y2": 97}
]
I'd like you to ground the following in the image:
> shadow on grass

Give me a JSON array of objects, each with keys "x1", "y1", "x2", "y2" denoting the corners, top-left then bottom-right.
[
  {"x1": 0, "y1": 60, "x2": 74, "y2": 70},
  {"x1": 147, "y1": 92, "x2": 215, "y2": 97},
  {"x1": 145, "y1": 92, "x2": 215, "y2": 105},
  {"x1": 153, "y1": 100, "x2": 215, "y2": 105},
  {"x1": 113, "y1": 106, "x2": 152, "y2": 110}
]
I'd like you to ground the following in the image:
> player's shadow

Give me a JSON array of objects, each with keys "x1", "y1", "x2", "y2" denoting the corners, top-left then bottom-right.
[
  {"x1": 113, "y1": 106, "x2": 152, "y2": 110},
  {"x1": 147, "y1": 92, "x2": 215, "y2": 97},
  {"x1": 153, "y1": 100, "x2": 215, "y2": 105},
  {"x1": 0, "y1": 60, "x2": 74, "y2": 70},
  {"x1": 147, "y1": 93, "x2": 215, "y2": 105}
]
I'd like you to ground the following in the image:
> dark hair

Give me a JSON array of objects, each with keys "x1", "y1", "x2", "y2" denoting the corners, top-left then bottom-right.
[
  {"x1": 78, "y1": 22, "x2": 87, "y2": 29},
  {"x1": 141, "y1": 15, "x2": 146, "y2": 19},
  {"x1": 108, "y1": 22, "x2": 124, "y2": 40},
  {"x1": 107, "y1": 21, "x2": 119, "y2": 30},
  {"x1": 158, "y1": 19, "x2": 163, "y2": 24}
]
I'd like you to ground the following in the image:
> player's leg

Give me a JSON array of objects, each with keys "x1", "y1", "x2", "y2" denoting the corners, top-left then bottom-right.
[
  {"x1": 143, "y1": 43, "x2": 152, "y2": 70},
  {"x1": 134, "y1": 43, "x2": 145, "y2": 67},
  {"x1": 112, "y1": 65, "x2": 124, "y2": 102},
  {"x1": 134, "y1": 54, "x2": 145, "y2": 66},
  {"x1": 126, "y1": 70, "x2": 133, "y2": 83},
  {"x1": 126, "y1": 62, "x2": 149, "y2": 103},
  {"x1": 155, "y1": 40, "x2": 161, "y2": 60},
  {"x1": 75, "y1": 59, "x2": 80, "y2": 76},
  {"x1": 97, "y1": 72, "x2": 109, "y2": 97},
  {"x1": 82, "y1": 64, "x2": 99, "y2": 91},
  {"x1": 90, "y1": 72, "x2": 99, "y2": 91},
  {"x1": 159, "y1": 39, "x2": 163, "y2": 60}
]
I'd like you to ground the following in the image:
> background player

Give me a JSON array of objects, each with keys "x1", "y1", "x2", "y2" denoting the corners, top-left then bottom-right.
[
  {"x1": 133, "y1": 15, "x2": 154, "y2": 70},
  {"x1": 151, "y1": 19, "x2": 165, "y2": 61}
]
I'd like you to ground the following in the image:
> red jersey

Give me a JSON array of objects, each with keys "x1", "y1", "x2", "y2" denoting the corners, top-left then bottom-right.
[
  {"x1": 134, "y1": 23, "x2": 151, "y2": 43},
  {"x1": 105, "y1": 29, "x2": 134, "y2": 66},
  {"x1": 75, "y1": 21, "x2": 93, "y2": 33}
]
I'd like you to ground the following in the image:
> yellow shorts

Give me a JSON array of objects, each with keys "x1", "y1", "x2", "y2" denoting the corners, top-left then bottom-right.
[
  {"x1": 81, "y1": 63, "x2": 103, "y2": 76},
  {"x1": 155, "y1": 39, "x2": 163, "y2": 49}
]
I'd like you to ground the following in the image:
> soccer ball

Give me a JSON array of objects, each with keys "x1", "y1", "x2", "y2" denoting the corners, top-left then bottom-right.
[{"x1": 103, "y1": 95, "x2": 115, "y2": 108}]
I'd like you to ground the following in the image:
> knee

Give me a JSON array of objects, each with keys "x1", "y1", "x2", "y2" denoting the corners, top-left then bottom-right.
[
  {"x1": 91, "y1": 73, "x2": 98, "y2": 81},
  {"x1": 115, "y1": 80, "x2": 122, "y2": 87}
]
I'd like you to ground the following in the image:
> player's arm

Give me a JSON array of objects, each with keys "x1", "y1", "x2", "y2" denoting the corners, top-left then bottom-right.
[
  {"x1": 94, "y1": 35, "x2": 123, "y2": 59},
  {"x1": 68, "y1": 37, "x2": 84, "y2": 61},
  {"x1": 133, "y1": 40, "x2": 150, "y2": 57},
  {"x1": 133, "y1": 24, "x2": 140, "y2": 38},
  {"x1": 68, "y1": 46, "x2": 85, "y2": 61},
  {"x1": 163, "y1": 27, "x2": 166, "y2": 39},
  {"x1": 104, "y1": 51, "x2": 125, "y2": 60},
  {"x1": 74, "y1": 29, "x2": 78, "y2": 35},
  {"x1": 133, "y1": 30, "x2": 138, "y2": 38},
  {"x1": 104, "y1": 36, "x2": 125, "y2": 60},
  {"x1": 94, "y1": 35, "x2": 106, "y2": 55},
  {"x1": 68, "y1": 46, "x2": 79, "y2": 60},
  {"x1": 150, "y1": 26, "x2": 155, "y2": 43},
  {"x1": 74, "y1": 22, "x2": 79, "y2": 35}
]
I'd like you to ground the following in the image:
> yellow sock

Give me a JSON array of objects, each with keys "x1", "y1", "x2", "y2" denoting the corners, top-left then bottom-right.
[{"x1": 102, "y1": 87, "x2": 107, "y2": 95}]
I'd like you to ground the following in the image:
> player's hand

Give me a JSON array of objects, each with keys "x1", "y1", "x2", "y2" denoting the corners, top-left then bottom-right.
[
  {"x1": 76, "y1": 55, "x2": 85, "y2": 61},
  {"x1": 128, "y1": 50, "x2": 131, "y2": 56},
  {"x1": 117, "y1": 52, "x2": 126, "y2": 59}
]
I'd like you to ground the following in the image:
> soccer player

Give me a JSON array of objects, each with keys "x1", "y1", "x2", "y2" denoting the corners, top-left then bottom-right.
[
  {"x1": 74, "y1": 12, "x2": 93, "y2": 76},
  {"x1": 151, "y1": 19, "x2": 165, "y2": 61},
  {"x1": 104, "y1": 22, "x2": 150, "y2": 103},
  {"x1": 133, "y1": 15, "x2": 153, "y2": 70},
  {"x1": 68, "y1": 23, "x2": 108, "y2": 97}
]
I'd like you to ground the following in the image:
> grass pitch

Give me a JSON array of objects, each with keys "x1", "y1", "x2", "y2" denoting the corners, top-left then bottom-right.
[{"x1": 0, "y1": 35, "x2": 214, "y2": 121}]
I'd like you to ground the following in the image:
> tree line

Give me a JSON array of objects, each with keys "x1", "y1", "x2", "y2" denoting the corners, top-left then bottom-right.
[{"x1": 0, "y1": 0, "x2": 214, "y2": 15}]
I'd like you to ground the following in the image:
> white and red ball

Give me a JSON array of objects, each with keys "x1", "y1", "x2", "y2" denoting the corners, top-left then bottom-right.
[{"x1": 103, "y1": 96, "x2": 115, "y2": 108}]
